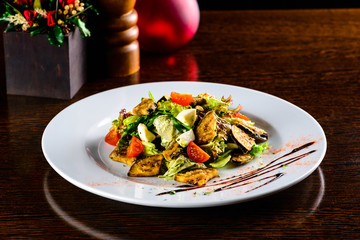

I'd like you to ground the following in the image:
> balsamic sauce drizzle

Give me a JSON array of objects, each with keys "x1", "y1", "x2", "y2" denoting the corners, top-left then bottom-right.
[{"x1": 157, "y1": 141, "x2": 316, "y2": 196}]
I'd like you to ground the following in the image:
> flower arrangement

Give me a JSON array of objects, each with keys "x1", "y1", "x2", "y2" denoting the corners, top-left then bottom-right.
[{"x1": 0, "y1": 0, "x2": 97, "y2": 46}]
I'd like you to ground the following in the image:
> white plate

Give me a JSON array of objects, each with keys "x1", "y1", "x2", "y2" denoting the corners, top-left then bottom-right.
[{"x1": 42, "y1": 82, "x2": 327, "y2": 208}]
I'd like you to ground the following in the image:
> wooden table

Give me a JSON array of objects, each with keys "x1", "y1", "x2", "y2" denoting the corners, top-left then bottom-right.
[{"x1": 1, "y1": 9, "x2": 359, "y2": 239}]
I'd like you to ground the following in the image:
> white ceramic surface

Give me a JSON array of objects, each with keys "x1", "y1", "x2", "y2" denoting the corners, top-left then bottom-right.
[{"x1": 42, "y1": 82, "x2": 327, "y2": 208}]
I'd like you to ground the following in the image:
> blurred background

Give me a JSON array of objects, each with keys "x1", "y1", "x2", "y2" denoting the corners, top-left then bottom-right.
[{"x1": 2, "y1": 0, "x2": 360, "y2": 99}]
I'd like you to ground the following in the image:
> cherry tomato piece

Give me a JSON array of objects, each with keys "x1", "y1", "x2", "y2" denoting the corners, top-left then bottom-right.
[
  {"x1": 105, "y1": 127, "x2": 120, "y2": 146},
  {"x1": 232, "y1": 112, "x2": 250, "y2": 121},
  {"x1": 187, "y1": 141, "x2": 210, "y2": 163},
  {"x1": 170, "y1": 92, "x2": 193, "y2": 106},
  {"x1": 127, "y1": 136, "x2": 143, "y2": 157}
]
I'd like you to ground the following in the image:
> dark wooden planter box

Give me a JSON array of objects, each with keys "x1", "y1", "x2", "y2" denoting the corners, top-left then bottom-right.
[{"x1": 3, "y1": 27, "x2": 86, "y2": 99}]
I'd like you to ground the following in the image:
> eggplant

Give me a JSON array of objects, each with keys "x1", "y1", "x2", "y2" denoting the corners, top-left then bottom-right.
[
  {"x1": 157, "y1": 95, "x2": 170, "y2": 103},
  {"x1": 190, "y1": 96, "x2": 206, "y2": 107},
  {"x1": 195, "y1": 110, "x2": 217, "y2": 144},
  {"x1": 175, "y1": 168, "x2": 218, "y2": 186},
  {"x1": 231, "y1": 125, "x2": 255, "y2": 153},
  {"x1": 162, "y1": 142, "x2": 181, "y2": 161},
  {"x1": 133, "y1": 98, "x2": 157, "y2": 116},
  {"x1": 128, "y1": 154, "x2": 163, "y2": 177},
  {"x1": 232, "y1": 118, "x2": 268, "y2": 143},
  {"x1": 109, "y1": 146, "x2": 136, "y2": 166},
  {"x1": 231, "y1": 153, "x2": 254, "y2": 165}
]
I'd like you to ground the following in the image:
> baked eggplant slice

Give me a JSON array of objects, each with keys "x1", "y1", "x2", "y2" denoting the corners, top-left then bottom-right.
[
  {"x1": 232, "y1": 118, "x2": 268, "y2": 143},
  {"x1": 109, "y1": 146, "x2": 136, "y2": 166},
  {"x1": 157, "y1": 95, "x2": 170, "y2": 103},
  {"x1": 133, "y1": 98, "x2": 157, "y2": 116},
  {"x1": 231, "y1": 153, "x2": 254, "y2": 165},
  {"x1": 231, "y1": 125, "x2": 255, "y2": 153},
  {"x1": 162, "y1": 142, "x2": 181, "y2": 161},
  {"x1": 195, "y1": 110, "x2": 217, "y2": 144},
  {"x1": 128, "y1": 154, "x2": 163, "y2": 177},
  {"x1": 175, "y1": 168, "x2": 218, "y2": 186},
  {"x1": 190, "y1": 96, "x2": 206, "y2": 107}
]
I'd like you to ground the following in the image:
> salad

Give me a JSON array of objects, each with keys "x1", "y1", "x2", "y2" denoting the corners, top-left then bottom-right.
[{"x1": 105, "y1": 92, "x2": 269, "y2": 186}]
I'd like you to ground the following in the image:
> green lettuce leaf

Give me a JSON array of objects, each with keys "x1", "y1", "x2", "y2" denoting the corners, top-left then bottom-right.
[
  {"x1": 200, "y1": 136, "x2": 227, "y2": 155},
  {"x1": 153, "y1": 115, "x2": 179, "y2": 149},
  {"x1": 123, "y1": 115, "x2": 141, "y2": 126},
  {"x1": 148, "y1": 91, "x2": 155, "y2": 100},
  {"x1": 142, "y1": 141, "x2": 160, "y2": 156},
  {"x1": 159, "y1": 155, "x2": 196, "y2": 180},
  {"x1": 157, "y1": 100, "x2": 191, "y2": 117},
  {"x1": 202, "y1": 95, "x2": 231, "y2": 115},
  {"x1": 210, "y1": 150, "x2": 232, "y2": 168},
  {"x1": 249, "y1": 142, "x2": 268, "y2": 158}
]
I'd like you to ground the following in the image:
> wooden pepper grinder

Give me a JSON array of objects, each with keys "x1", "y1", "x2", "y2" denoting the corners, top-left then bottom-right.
[{"x1": 97, "y1": 0, "x2": 140, "y2": 76}]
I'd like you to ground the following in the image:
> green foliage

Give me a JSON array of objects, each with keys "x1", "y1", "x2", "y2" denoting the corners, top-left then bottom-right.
[
  {"x1": 68, "y1": 18, "x2": 90, "y2": 37},
  {"x1": 1, "y1": 2, "x2": 15, "y2": 19},
  {"x1": 4, "y1": 22, "x2": 16, "y2": 32},
  {"x1": 48, "y1": 0, "x2": 57, "y2": 10},
  {"x1": 28, "y1": 25, "x2": 46, "y2": 36},
  {"x1": 47, "y1": 25, "x2": 64, "y2": 47},
  {"x1": 0, "y1": 0, "x2": 97, "y2": 47}
]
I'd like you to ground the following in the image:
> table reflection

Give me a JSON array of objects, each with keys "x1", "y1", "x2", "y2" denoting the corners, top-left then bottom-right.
[
  {"x1": 43, "y1": 170, "x2": 124, "y2": 240},
  {"x1": 140, "y1": 49, "x2": 198, "y2": 82},
  {"x1": 43, "y1": 167, "x2": 325, "y2": 239}
]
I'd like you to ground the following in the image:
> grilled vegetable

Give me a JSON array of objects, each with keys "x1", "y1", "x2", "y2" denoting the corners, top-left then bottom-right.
[
  {"x1": 231, "y1": 153, "x2": 254, "y2": 164},
  {"x1": 195, "y1": 110, "x2": 217, "y2": 144},
  {"x1": 162, "y1": 142, "x2": 181, "y2": 161},
  {"x1": 175, "y1": 168, "x2": 218, "y2": 186},
  {"x1": 190, "y1": 96, "x2": 206, "y2": 107},
  {"x1": 231, "y1": 125, "x2": 255, "y2": 153},
  {"x1": 157, "y1": 95, "x2": 170, "y2": 103},
  {"x1": 133, "y1": 98, "x2": 157, "y2": 116},
  {"x1": 109, "y1": 146, "x2": 137, "y2": 166},
  {"x1": 128, "y1": 154, "x2": 163, "y2": 177},
  {"x1": 232, "y1": 118, "x2": 268, "y2": 143}
]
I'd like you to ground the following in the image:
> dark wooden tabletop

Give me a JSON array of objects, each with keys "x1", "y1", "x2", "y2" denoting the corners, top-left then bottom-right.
[{"x1": 1, "y1": 9, "x2": 359, "y2": 239}]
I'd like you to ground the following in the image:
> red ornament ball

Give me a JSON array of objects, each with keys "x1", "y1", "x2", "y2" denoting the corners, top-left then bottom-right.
[{"x1": 135, "y1": 0, "x2": 200, "y2": 52}]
